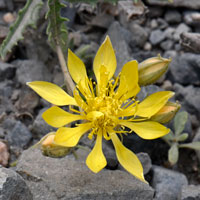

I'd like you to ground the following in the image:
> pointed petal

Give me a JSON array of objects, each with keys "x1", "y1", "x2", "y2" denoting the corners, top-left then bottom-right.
[
  {"x1": 93, "y1": 36, "x2": 116, "y2": 83},
  {"x1": 54, "y1": 123, "x2": 92, "y2": 147},
  {"x1": 86, "y1": 130, "x2": 107, "y2": 173},
  {"x1": 68, "y1": 49, "x2": 88, "y2": 84},
  {"x1": 27, "y1": 81, "x2": 77, "y2": 106},
  {"x1": 117, "y1": 60, "x2": 140, "y2": 99},
  {"x1": 42, "y1": 106, "x2": 85, "y2": 128},
  {"x1": 120, "y1": 121, "x2": 170, "y2": 139},
  {"x1": 110, "y1": 133, "x2": 147, "y2": 183},
  {"x1": 135, "y1": 91, "x2": 174, "y2": 118}
]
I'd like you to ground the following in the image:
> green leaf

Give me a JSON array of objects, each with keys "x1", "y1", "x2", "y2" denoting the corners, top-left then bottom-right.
[
  {"x1": 176, "y1": 133, "x2": 188, "y2": 142},
  {"x1": 168, "y1": 143, "x2": 179, "y2": 165},
  {"x1": 0, "y1": 0, "x2": 43, "y2": 59},
  {"x1": 179, "y1": 142, "x2": 200, "y2": 150},
  {"x1": 162, "y1": 130, "x2": 174, "y2": 141},
  {"x1": 174, "y1": 111, "x2": 188, "y2": 136},
  {"x1": 46, "y1": 0, "x2": 69, "y2": 53}
]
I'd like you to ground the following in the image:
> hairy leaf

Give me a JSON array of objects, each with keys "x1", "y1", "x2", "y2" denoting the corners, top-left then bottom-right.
[
  {"x1": 179, "y1": 142, "x2": 200, "y2": 150},
  {"x1": 176, "y1": 133, "x2": 188, "y2": 142},
  {"x1": 168, "y1": 143, "x2": 179, "y2": 165},
  {"x1": 174, "y1": 111, "x2": 188, "y2": 136},
  {"x1": 0, "y1": 0, "x2": 43, "y2": 59},
  {"x1": 46, "y1": 0, "x2": 69, "y2": 53}
]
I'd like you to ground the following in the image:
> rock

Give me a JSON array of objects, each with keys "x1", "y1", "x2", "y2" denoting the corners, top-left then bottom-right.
[
  {"x1": 161, "y1": 80, "x2": 173, "y2": 91},
  {"x1": 163, "y1": 27, "x2": 175, "y2": 40},
  {"x1": 193, "y1": 128, "x2": 200, "y2": 163},
  {"x1": 17, "y1": 148, "x2": 154, "y2": 200},
  {"x1": 157, "y1": 18, "x2": 168, "y2": 30},
  {"x1": 0, "y1": 62, "x2": 16, "y2": 81},
  {"x1": 160, "y1": 39, "x2": 174, "y2": 50},
  {"x1": 15, "y1": 60, "x2": 52, "y2": 85},
  {"x1": 152, "y1": 165, "x2": 188, "y2": 200},
  {"x1": 0, "y1": 141, "x2": 9, "y2": 166},
  {"x1": 181, "y1": 185, "x2": 200, "y2": 200},
  {"x1": 173, "y1": 23, "x2": 191, "y2": 41},
  {"x1": 137, "y1": 152, "x2": 152, "y2": 175},
  {"x1": 184, "y1": 11, "x2": 200, "y2": 26},
  {"x1": 0, "y1": 167, "x2": 32, "y2": 200},
  {"x1": 6, "y1": 121, "x2": 32, "y2": 148},
  {"x1": 106, "y1": 21, "x2": 132, "y2": 75},
  {"x1": 129, "y1": 22, "x2": 148, "y2": 47},
  {"x1": 174, "y1": 84, "x2": 200, "y2": 118},
  {"x1": 32, "y1": 108, "x2": 55, "y2": 138},
  {"x1": 147, "y1": 0, "x2": 200, "y2": 9},
  {"x1": 143, "y1": 42, "x2": 152, "y2": 51},
  {"x1": 150, "y1": 19, "x2": 158, "y2": 29},
  {"x1": 89, "y1": 13, "x2": 114, "y2": 29},
  {"x1": 0, "y1": 0, "x2": 6, "y2": 10},
  {"x1": 168, "y1": 53, "x2": 200, "y2": 85},
  {"x1": 148, "y1": 6, "x2": 164, "y2": 18},
  {"x1": 164, "y1": 10, "x2": 182, "y2": 24},
  {"x1": 149, "y1": 29, "x2": 166, "y2": 45}
]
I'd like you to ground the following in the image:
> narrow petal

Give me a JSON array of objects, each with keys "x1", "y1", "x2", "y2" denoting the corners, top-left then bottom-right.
[
  {"x1": 86, "y1": 130, "x2": 107, "y2": 173},
  {"x1": 116, "y1": 60, "x2": 140, "y2": 99},
  {"x1": 54, "y1": 123, "x2": 92, "y2": 147},
  {"x1": 110, "y1": 133, "x2": 147, "y2": 183},
  {"x1": 93, "y1": 36, "x2": 116, "y2": 83},
  {"x1": 42, "y1": 106, "x2": 85, "y2": 128},
  {"x1": 68, "y1": 49, "x2": 87, "y2": 84},
  {"x1": 135, "y1": 91, "x2": 174, "y2": 118},
  {"x1": 120, "y1": 121, "x2": 170, "y2": 139},
  {"x1": 27, "y1": 81, "x2": 77, "y2": 106}
]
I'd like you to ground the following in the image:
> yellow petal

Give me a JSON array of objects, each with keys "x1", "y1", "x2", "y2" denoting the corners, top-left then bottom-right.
[
  {"x1": 110, "y1": 133, "x2": 147, "y2": 183},
  {"x1": 86, "y1": 130, "x2": 107, "y2": 173},
  {"x1": 93, "y1": 36, "x2": 116, "y2": 83},
  {"x1": 73, "y1": 89, "x2": 88, "y2": 110},
  {"x1": 116, "y1": 60, "x2": 140, "y2": 99},
  {"x1": 42, "y1": 106, "x2": 84, "y2": 128},
  {"x1": 136, "y1": 91, "x2": 174, "y2": 118},
  {"x1": 54, "y1": 123, "x2": 92, "y2": 147},
  {"x1": 27, "y1": 81, "x2": 77, "y2": 106},
  {"x1": 120, "y1": 121, "x2": 170, "y2": 139},
  {"x1": 68, "y1": 49, "x2": 87, "y2": 84}
]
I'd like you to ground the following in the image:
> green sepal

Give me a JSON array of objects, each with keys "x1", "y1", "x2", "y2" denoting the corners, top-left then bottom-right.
[
  {"x1": 0, "y1": 0, "x2": 43, "y2": 59},
  {"x1": 174, "y1": 111, "x2": 188, "y2": 136}
]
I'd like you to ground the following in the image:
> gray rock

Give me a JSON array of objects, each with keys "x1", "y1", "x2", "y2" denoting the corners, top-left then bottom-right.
[
  {"x1": 150, "y1": 19, "x2": 158, "y2": 29},
  {"x1": 152, "y1": 165, "x2": 188, "y2": 200},
  {"x1": 157, "y1": 18, "x2": 168, "y2": 30},
  {"x1": 32, "y1": 108, "x2": 55, "y2": 138},
  {"x1": 6, "y1": 121, "x2": 32, "y2": 148},
  {"x1": 164, "y1": 27, "x2": 175, "y2": 40},
  {"x1": 147, "y1": 0, "x2": 200, "y2": 9},
  {"x1": 164, "y1": 10, "x2": 182, "y2": 24},
  {"x1": 129, "y1": 22, "x2": 148, "y2": 47},
  {"x1": 193, "y1": 128, "x2": 200, "y2": 163},
  {"x1": 160, "y1": 40, "x2": 174, "y2": 50},
  {"x1": 184, "y1": 11, "x2": 200, "y2": 26},
  {"x1": 0, "y1": 166, "x2": 32, "y2": 200},
  {"x1": 0, "y1": 0, "x2": 6, "y2": 10},
  {"x1": 173, "y1": 23, "x2": 191, "y2": 41},
  {"x1": 168, "y1": 53, "x2": 200, "y2": 85},
  {"x1": 181, "y1": 185, "x2": 200, "y2": 200},
  {"x1": 106, "y1": 21, "x2": 132, "y2": 75},
  {"x1": 0, "y1": 62, "x2": 16, "y2": 81},
  {"x1": 137, "y1": 153, "x2": 152, "y2": 175},
  {"x1": 174, "y1": 84, "x2": 200, "y2": 118},
  {"x1": 149, "y1": 29, "x2": 166, "y2": 45},
  {"x1": 17, "y1": 148, "x2": 154, "y2": 200},
  {"x1": 15, "y1": 60, "x2": 52, "y2": 85},
  {"x1": 148, "y1": 6, "x2": 164, "y2": 18}
]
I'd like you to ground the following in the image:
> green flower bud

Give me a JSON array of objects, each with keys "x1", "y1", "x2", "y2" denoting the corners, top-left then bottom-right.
[
  {"x1": 151, "y1": 101, "x2": 181, "y2": 124},
  {"x1": 138, "y1": 54, "x2": 171, "y2": 86}
]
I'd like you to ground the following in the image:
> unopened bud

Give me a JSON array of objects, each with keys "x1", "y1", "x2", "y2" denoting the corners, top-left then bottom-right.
[
  {"x1": 138, "y1": 54, "x2": 171, "y2": 86},
  {"x1": 151, "y1": 101, "x2": 181, "y2": 124},
  {"x1": 39, "y1": 132, "x2": 71, "y2": 158}
]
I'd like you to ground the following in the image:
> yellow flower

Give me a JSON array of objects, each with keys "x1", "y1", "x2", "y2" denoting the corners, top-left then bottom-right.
[{"x1": 27, "y1": 36, "x2": 174, "y2": 183}]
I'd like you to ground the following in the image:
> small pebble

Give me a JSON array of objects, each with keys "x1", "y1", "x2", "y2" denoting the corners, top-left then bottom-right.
[{"x1": 3, "y1": 12, "x2": 15, "y2": 24}]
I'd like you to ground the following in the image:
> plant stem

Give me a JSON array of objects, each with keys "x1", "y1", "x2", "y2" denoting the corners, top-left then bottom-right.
[{"x1": 56, "y1": 45, "x2": 75, "y2": 96}]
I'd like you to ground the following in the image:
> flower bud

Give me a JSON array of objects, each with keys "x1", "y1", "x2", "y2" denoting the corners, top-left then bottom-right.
[
  {"x1": 138, "y1": 54, "x2": 171, "y2": 86},
  {"x1": 151, "y1": 101, "x2": 181, "y2": 124},
  {"x1": 41, "y1": 132, "x2": 71, "y2": 158}
]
